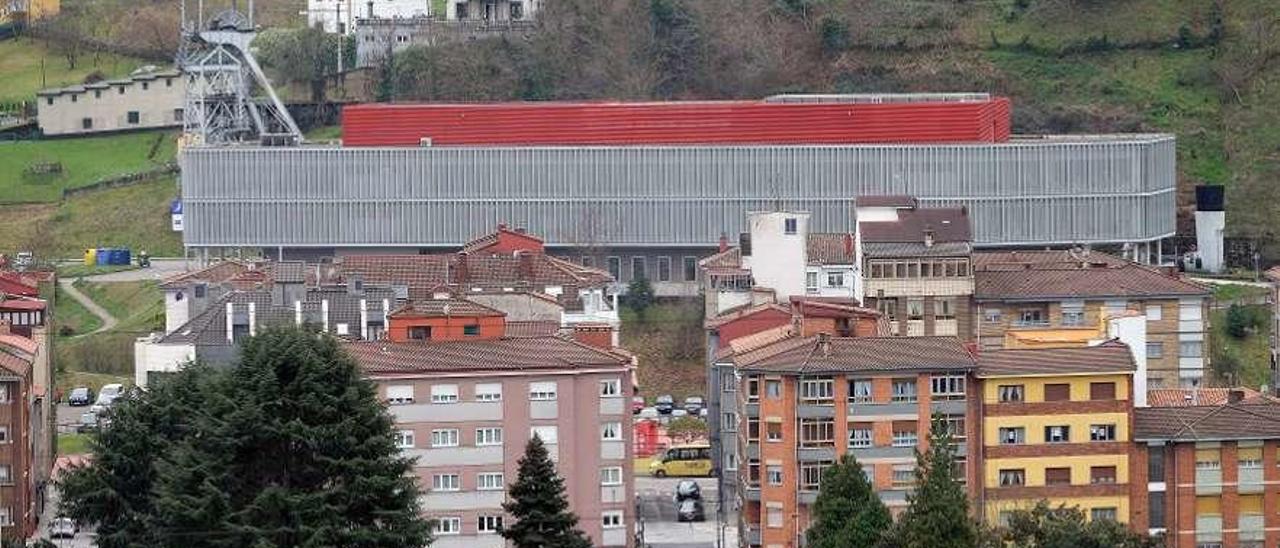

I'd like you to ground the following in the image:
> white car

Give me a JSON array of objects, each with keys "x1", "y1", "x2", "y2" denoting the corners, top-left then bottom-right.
[
  {"x1": 96, "y1": 383, "x2": 124, "y2": 406},
  {"x1": 49, "y1": 517, "x2": 77, "y2": 539}
]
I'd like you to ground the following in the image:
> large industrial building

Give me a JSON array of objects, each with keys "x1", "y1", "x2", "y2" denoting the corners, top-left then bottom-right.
[{"x1": 179, "y1": 94, "x2": 1176, "y2": 296}]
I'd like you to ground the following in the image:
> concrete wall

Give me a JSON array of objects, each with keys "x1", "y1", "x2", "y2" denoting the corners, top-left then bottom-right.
[
  {"x1": 743, "y1": 212, "x2": 809, "y2": 302},
  {"x1": 38, "y1": 74, "x2": 184, "y2": 136},
  {"x1": 134, "y1": 338, "x2": 196, "y2": 388}
]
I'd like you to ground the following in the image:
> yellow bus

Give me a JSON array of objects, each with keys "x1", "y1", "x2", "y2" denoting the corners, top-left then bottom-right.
[{"x1": 648, "y1": 444, "x2": 713, "y2": 477}]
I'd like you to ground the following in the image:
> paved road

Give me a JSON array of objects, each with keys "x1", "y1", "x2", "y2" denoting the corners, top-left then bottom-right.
[
  {"x1": 636, "y1": 476, "x2": 736, "y2": 548},
  {"x1": 57, "y1": 279, "x2": 117, "y2": 336}
]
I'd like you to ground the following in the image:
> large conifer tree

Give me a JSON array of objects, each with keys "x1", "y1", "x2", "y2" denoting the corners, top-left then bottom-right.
[
  {"x1": 501, "y1": 436, "x2": 593, "y2": 548},
  {"x1": 894, "y1": 414, "x2": 981, "y2": 548},
  {"x1": 806, "y1": 454, "x2": 892, "y2": 548}
]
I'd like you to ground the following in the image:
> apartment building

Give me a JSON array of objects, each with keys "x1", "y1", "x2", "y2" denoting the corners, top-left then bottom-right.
[
  {"x1": 36, "y1": 68, "x2": 183, "y2": 136},
  {"x1": 975, "y1": 343, "x2": 1137, "y2": 526},
  {"x1": 730, "y1": 334, "x2": 977, "y2": 547},
  {"x1": 0, "y1": 323, "x2": 41, "y2": 541},
  {"x1": 445, "y1": 0, "x2": 538, "y2": 21},
  {"x1": 858, "y1": 196, "x2": 973, "y2": 338},
  {"x1": 974, "y1": 249, "x2": 1211, "y2": 388},
  {"x1": 347, "y1": 309, "x2": 634, "y2": 547},
  {"x1": 1131, "y1": 390, "x2": 1280, "y2": 548}
]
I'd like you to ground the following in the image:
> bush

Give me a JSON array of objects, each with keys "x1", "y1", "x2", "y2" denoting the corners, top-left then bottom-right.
[
  {"x1": 1225, "y1": 304, "x2": 1267, "y2": 339},
  {"x1": 627, "y1": 277, "x2": 655, "y2": 316},
  {"x1": 667, "y1": 415, "x2": 707, "y2": 443}
]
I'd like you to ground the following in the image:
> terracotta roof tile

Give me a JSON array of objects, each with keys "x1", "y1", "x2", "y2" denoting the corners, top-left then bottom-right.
[
  {"x1": 976, "y1": 342, "x2": 1135, "y2": 377},
  {"x1": 339, "y1": 253, "x2": 612, "y2": 301},
  {"x1": 0, "y1": 297, "x2": 47, "y2": 311},
  {"x1": 736, "y1": 335, "x2": 975, "y2": 374},
  {"x1": 860, "y1": 208, "x2": 970, "y2": 243},
  {"x1": 704, "y1": 302, "x2": 791, "y2": 329},
  {"x1": 1134, "y1": 401, "x2": 1280, "y2": 441},
  {"x1": 159, "y1": 260, "x2": 253, "y2": 289},
  {"x1": 975, "y1": 263, "x2": 1209, "y2": 300},
  {"x1": 805, "y1": 234, "x2": 857, "y2": 265},
  {"x1": 973, "y1": 249, "x2": 1127, "y2": 271},
  {"x1": 504, "y1": 320, "x2": 565, "y2": 338},
  {"x1": 390, "y1": 299, "x2": 505, "y2": 318},
  {"x1": 1147, "y1": 387, "x2": 1272, "y2": 408},
  {"x1": 347, "y1": 336, "x2": 630, "y2": 375},
  {"x1": 862, "y1": 241, "x2": 972, "y2": 258}
]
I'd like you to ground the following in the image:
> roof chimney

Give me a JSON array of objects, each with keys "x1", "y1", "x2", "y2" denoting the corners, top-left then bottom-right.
[
  {"x1": 923, "y1": 228, "x2": 935, "y2": 248},
  {"x1": 572, "y1": 323, "x2": 614, "y2": 351},
  {"x1": 1229, "y1": 388, "x2": 1246, "y2": 404},
  {"x1": 816, "y1": 332, "x2": 831, "y2": 357},
  {"x1": 843, "y1": 233, "x2": 854, "y2": 257},
  {"x1": 517, "y1": 250, "x2": 535, "y2": 282},
  {"x1": 719, "y1": 232, "x2": 729, "y2": 253},
  {"x1": 455, "y1": 252, "x2": 470, "y2": 286}
]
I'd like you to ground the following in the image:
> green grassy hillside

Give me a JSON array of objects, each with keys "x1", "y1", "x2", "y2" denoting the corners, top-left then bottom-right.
[
  {"x1": 0, "y1": 176, "x2": 182, "y2": 258},
  {"x1": 0, "y1": 38, "x2": 147, "y2": 104},
  {"x1": 0, "y1": 130, "x2": 176, "y2": 203}
]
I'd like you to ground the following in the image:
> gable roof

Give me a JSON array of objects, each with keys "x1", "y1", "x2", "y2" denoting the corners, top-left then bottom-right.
[
  {"x1": 0, "y1": 272, "x2": 39, "y2": 297},
  {"x1": 1147, "y1": 387, "x2": 1273, "y2": 408},
  {"x1": 974, "y1": 263, "x2": 1209, "y2": 301},
  {"x1": 338, "y1": 253, "x2": 613, "y2": 301},
  {"x1": 857, "y1": 195, "x2": 918, "y2": 208},
  {"x1": 705, "y1": 302, "x2": 792, "y2": 329},
  {"x1": 976, "y1": 342, "x2": 1135, "y2": 377},
  {"x1": 1134, "y1": 402, "x2": 1280, "y2": 441},
  {"x1": 860, "y1": 207, "x2": 970, "y2": 244},
  {"x1": 974, "y1": 249, "x2": 1128, "y2": 271},
  {"x1": 735, "y1": 335, "x2": 975, "y2": 374},
  {"x1": 462, "y1": 225, "x2": 545, "y2": 254},
  {"x1": 806, "y1": 234, "x2": 856, "y2": 265},
  {"x1": 347, "y1": 336, "x2": 630, "y2": 375},
  {"x1": 159, "y1": 260, "x2": 254, "y2": 289},
  {"x1": 389, "y1": 299, "x2": 506, "y2": 318}
]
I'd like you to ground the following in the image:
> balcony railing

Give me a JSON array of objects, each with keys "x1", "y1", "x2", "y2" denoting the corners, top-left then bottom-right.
[{"x1": 1010, "y1": 319, "x2": 1051, "y2": 328}]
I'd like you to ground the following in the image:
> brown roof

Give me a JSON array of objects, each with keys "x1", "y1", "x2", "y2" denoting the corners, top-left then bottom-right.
[
  {"x1": 736, "y1": 335, "x2": 975, "y2": 374},
  {"x1": 974, "y1": 249, "x2": 1128, "y2": 272},
  {"x1": 0, "y1": 343, "x2": 33, "y2": 377},
  {"x1": 1265, "y1": 266, "x2": 1280, "y2": 283},
  {"x1": 1134, "y1": 402, "x2": 1280, "y2": 441},
  {"x1": 975, "y1": 263, "x2": 1209, "y2": 301},
  {"x1": 976, "y1": 342, "x2": 1135, "y2": 377},
  {"x1": 338, "y1": 253, "x2": 613, "y2": 300},
  {"x1": 862, "y1": 241, "x2": 972, "y2": 259},
  {"x1": 159, "y1": 260, "x2": 252, "y2": 289},
  {"x1": 721, "y1": 324, "x2": 801, "y2": 362},
  {"x1": 860, "y1": 207, "x2": 970, "y2": 244},
  {"x1": 857, "y1": 195, "x2": 917, "y2": 208},
  {"x1": 462, "y1": 225, "x2": 545, "y2": 254},
  {"x1": 806, "y1": 234, "x2": 856, "y2": 265},
  {"x1": 1147, "y1": 387, "x2": 1273, "y2": 408},
  {"x1": 346, "y1": 336, "x2": 630, "y2": 375},
  {"x1": 504, "y1": 320, "x2": 565, "y2": 338},
  {"x1": 389, "y1": 298, "x2": 506, "y2": 318},
  {"x1": 704, "y1": 302, "x2": 791, "y2": 329}
]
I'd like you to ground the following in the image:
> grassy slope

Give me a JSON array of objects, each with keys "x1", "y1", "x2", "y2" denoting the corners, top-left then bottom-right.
[
  {"x1": 57, "y1": 433, "x2": 92, "y2": 455},
  {"x1": 0, "y1": 37, "x2": 147, "y2": 104},
  {"x1": 0, "y1": 130, "x2": 177, "y2": 203},
  {"x1": 54, "y1": 280, "x2": 164, "y2": 391},
  {"x1": 53, "y1": 285, "x2": 103, "y2": 337},
  {"x1": 1210, "y1": 307, "x2": 1271, "y2": 387},
  {"x1": 0, "y1": 176, "x2": 182, "y2": 258},
  {"x1": 620, "y1": 302, "x2": 706, "y2": 402}
]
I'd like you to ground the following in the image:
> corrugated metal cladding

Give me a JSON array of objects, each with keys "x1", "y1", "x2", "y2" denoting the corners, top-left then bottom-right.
[
  {"x1": 179, "y1": 135, "x2": 1176, "y2": 248},
  {"x1": 340, "y1": 98, "x2": 1012, "y2": 147}
]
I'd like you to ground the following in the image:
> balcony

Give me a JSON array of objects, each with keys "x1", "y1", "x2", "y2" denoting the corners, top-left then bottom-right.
[
  {"x1": 1239, "y1": 466, "x2": 1264, "y2": 493},
  {"x1": 743, "y1": 525, "x2": 762, "y2": 546},
  {"x1": 799, "y1": 490, "x2": 818, "y2": 505},
  {"x1": 1010, "y1": 319, "x2": 1051, "y2": 328},
  {"x1": 743, "y1": 487, "x2": 761, "y2": 502},
  {"x1": 797, "y1": 404, "x2": 835, "y2": 419},
  {"x1": 848, "y1": 445, "x2": 914, "y2": 460},
  {"x1": 798, "y1": 447, "x2": 836, "y2": 461},
  {"x1": 848, "y1": 401, "x2": 919, "y2": 419},
  {"x1": 1194, "y1": 468, "x2": 1222, "y2": 494}
]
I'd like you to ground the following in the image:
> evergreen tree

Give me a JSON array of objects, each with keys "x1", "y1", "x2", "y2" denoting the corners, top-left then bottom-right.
[
  {"x1": 894, "y1": 414, "x2": 981, "y2": 548},
  {"x1": 1001, "y1": 500, "x2": 1159, "y2": 548},
  {"x1": 501, "y1": 436, "x2": 593, "y2": 548},
  {"x1": 806, "y1": 454, "x2": 892, "y2": 548},
  {"x1": 627, "y1": 277, "x2": 655, "y2": 319}
]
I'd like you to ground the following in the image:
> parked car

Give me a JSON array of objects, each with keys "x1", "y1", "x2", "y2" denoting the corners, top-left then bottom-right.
[
  {"x1": 632, "y1": 396, "x2": 646, "y2": 414},
  {"x1": 48, "y1": 517, "x2": 77, "y2": 539},
  {"x1": 77, "y1": 412, "x2": 100, "y2": 433},
  {"x1": 677, "y1": 499, "x2": 705, "y2": 522},
  {"x1": 683, "y1": 396, "x2": 705, "y2": 415},
  {"x1": 675, "y1": 480, "x2": 702, "y2": 501},
  {"x1": 96, "y1": 383, "x2": 124, "y2": 406},
  {"x1": 655, "y1": 395, "x2": 675, "y2": 415},
  {"x1": 670, "y1": 408, "x2": 688, "y2": 418},
  {"x1": 67, "y1": 386, "x2": 94, "y2": 406},
  {"x1": 638, "y1": 407, "x2": 659, "y2": 419}
]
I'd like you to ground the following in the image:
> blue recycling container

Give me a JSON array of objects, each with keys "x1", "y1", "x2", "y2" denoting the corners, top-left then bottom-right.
[
  {"x1": 115, "y1": 248, "x2": 131, "y2": 265},
  {"x1": 96, "y1": 248, "x2": 112, "y2": 265}
]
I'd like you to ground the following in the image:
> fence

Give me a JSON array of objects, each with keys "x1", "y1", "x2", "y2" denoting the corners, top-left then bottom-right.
[{"x1": 60, "y1": 162, "x2": 178, "y2": 199}]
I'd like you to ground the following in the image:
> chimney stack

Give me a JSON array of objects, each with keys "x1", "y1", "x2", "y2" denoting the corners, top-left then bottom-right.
[
  {"x1": 923, "y1": 228, "x2": 935, "y2": 248},
  {"x1": 572, "y1": 323, "x2": 614, "y2": 351},
  {"x1": 816, "y1": 332, "x2": 831, "y2": 357},
  {"x1": 455, "y1": 252, "x2": 470, "y2": 287},
  {"x1": 843, "y1": 233, "x2": 854, "y2": 258},
  {"x1": 1229, "y1": 388, "x2": 1246, "y2": 404},
  {"x1": 517, "y1": 250, "x2": 534, "y2": 282},
  {"x1": 719, "y1": 232, "x2": 729, "y2": 253}
]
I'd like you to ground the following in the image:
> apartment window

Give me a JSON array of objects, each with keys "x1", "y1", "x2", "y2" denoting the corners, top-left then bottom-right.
[
  {"x1": 942, "y1": 415, "x2": 966, "y2": 442},
  {"x1": 434, "y1": 517, "x2": 461, "y2": 535},
  {"x1": 720, "y1": 370, "x2": 737, "y2": 392},
  {"x1": 998, "y1": 469, "x2": 1025, "y2": 487},
  {"x1": 1089, "y1": 382, "x2": 1116, "y2": 400},
  {"x1": 0, "y1": 426, "x2": 7, "y2": 443},
  {"x1": 656, "y1": 256, "x2": 671, "y2": 282},
  {"x1": 455, "y1": 2, "x2": 468, "y2": 18},
  {"x1": 877, "y1": 297, "x2": 898, "y2": 321},
  {"x1": 1195, "y1": 455, "x2": 1221, "y2": 470},
  {"x1": 930, "y1": 374, "x2": 966, "y2": 400},
  {"x1": 800, "y1": 378, "x2": 834, "y2": 404},
  {"x1": 892, "y1": 423, "x2": 918, "y2": 447},
  {"x1": 766, "y1": 379, "x2": 782, "y2": 399},
  {"x1": 478, "y1": 515, "x2": 503, "y2": 534},
  {"x1": 1019, "y1": 308, "x2": 1044, "y2": 324},
  {"x1": 476, "y1": 427, "x2": 503, "y2": 446},
  {"x1": 683, "y1": 256, "x2": 698, "y2": 281},
  {"x1": 907, "y1": 299, "x2": 924, "y2": 321},
  {"x1": 475, "y1": 383, "x2": 502, "y2": 402},
  {"x1": 173, "y1": 106, "x2": 184, "y2": 120},
  {"x1": 602, "y1": 511, "x2": 624, "y2": 529},
  {"x1": 601, "y1": 422, "x2": 622, "y2": 441},
  {"x1": 806, "y1": 271, "x2": 819, "y2": 292},
  {"x1": 166, "y1": 78, "x2": 173, "y2": 87},
  {"x1": 93, "y1": 89, "x2": 101, "y2": 99},
  {"x1": 408, "y1": 326, "x2": 430, "y2": 340},
  {"x1": 848, "y1": 379, "x2": 872, "y2": 403},
  {"x1": 849, "y1": 425, "x2": 872, "y2": 448},
  {"x1": 81, "y1": 117, "x2": 93, "y2": 129},
  {"x1": 71, "y1": 93, "x2": 77, "y2": 103},
  {"x1": 601, "y1": 466, "x2": 623, "y2": 485},
  {"x1": 0, "y1": 465, "x2": 12, "y2": 484},
  {"x1": 1180, "y1": 341, "x2": 1204, "y2": 358},
  {"x1": 394, "y1": 430, "x2": 415, "y2": 449},
  {"x1": 432, "y1": 473, "x2": 460, "y2": 492},
  {"x1": 826, "y1": 271, "x2": 845, "y2": 288},
  {"x1": 1146, "y1": 304, "x2": 1163, "y2": 321},
  {"x1": 1147, "y1": 341, "x2": 1164, "y2": 359},
  {"x1": 998, "y1": 427, "x2": 1025, "y2": 445},
  {"x1": 766, "y1": 504, "x2": 783, "y2": 528},
  {"x1": 1090, "y1": 507, "x2": 1118, "y2": 522},
  {"x1": 431, "y1": 429, "x2": 459, "y2": 447},
  {"x1": 600, "y1": 379, "x2": 621, "y2": 397},
  {"x1": 386, "y1": 385, "x2": 414, "y2": 404},
  {"x1": 1090, "y1": 466, "x2": 1117, "y2": 484},
  {"x1": 606, "y1": 257, "x2": 621, "y2": 280},
  {"x1": 477, "y1": 472, "x2": 504, "y2": 490},
  {"x1": 724, "y1": 452, "x2": 739, "y2": 471},
  {"x1": 127, "y1": 111, "x2": 140, "y2": 124},
  {"x1": 431, "y1": 384, "x2": 459, "y2": 404},
  {"x1": 1043, "y1": 383, "x2": 1071, "y2": 402},
  {"x1": 46, "y1": 97, "x2": 53, "y2": 106},
  {"x1": 766, "y1": 422, "x2": 782, "y2": 442},
  {"x1": 1149, "y1": 491, "x2": 1166, "y2": 528},
  {"x1": 784, "y1": 217, "x2": 798, "y2": 234},
  {"x1": 983, "y1": 308, "x2": 1002, "y2": 323},
  {"x1": 1062, "y1": 310, "x2": 1085, "y2": 326},
  {"x1": 722, "y1": 412, "x2": 737, "y2": 432},
  {"x1": 998, "y1": 384, "x2": 1024, "y2": 403},
  {"x1": 631, "y1": 257, "x2": 647, "y2": 281},
  {"x1": 1089, "y1": 424, "x2": 1116, "y2": 442},
  {"x1": 0, "y1": 507, "x2": 9, "y2": 526},
  {"x1": 463, "y1": 324, "x2": 480, "y2": 336},
  {"x1": 936, "y1": 297, "x2": 956, "y2": 320},
  {"x1": 580, "y1": 256, "x2": 595, "y2": 268},
  {"x1": 800, "y1": 461, "x2": 830, "y2": 491},
  {"x1": 531, "y1": 426, "x2": 558, "y2": 444},
  {"x1": 800, "y1": 419, "x2": 835, "y2": 448},
  {"x1": 1239, "y1": 457, "x2": 1262, "y2": 469},
  {"x1": 891, "y1": 465, "x2": 915, "y2": 488},
  {"x1": 891, "y1": 379, "x2": 917, "y2": 403},
  {"x1": 747, "y1": 418, "x2": 760, "y2": 441},
  {"x1": 1045, "y1": 467, "x2": 1072, "y2": 486},
  {"x1": 529, "y1": 381, "x2": 557, "y2": 401},
  {"x1": 1045, "y1": 425, "x2": 1070, "y2": 443},
  {"x1": 766, "y1": 465, "x2": 783, "y2": 485},
  {"x1": 1148, "y1": 446, "x2": 1166, "y2": 480},
  {"x1": 747, "y1": 459, "x2": 761, "y2": 485},
  {"x1": 509, "y1": 1, "x2": 524, "y2": 19},
  {"x1": 746, "y1": 377, "x2": 760, "y2": 401}
]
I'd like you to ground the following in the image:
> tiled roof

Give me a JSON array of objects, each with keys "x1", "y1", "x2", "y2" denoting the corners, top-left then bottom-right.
[
  {"x1": 806, "y1": 234, "x2": 856, "y2": 265},
  {"x1": 860, "y1": 207, "x2": 970, "y2": 243},
  {"x1": 0, "y1": 297, "x2": 46, "y2": 311},
  {"x1": 1264, "y1": 266, "x2": 1280, "y2": 283},
  {"x1": 700, "y1": 248, "x2": 742, "y2": 269},
  {"x1": 1147, "y1": 387, "x2": 1273, "y2": 408},
  {"x1": 504, "y1": 321, "x2": 565, "y2": 338},
  {"x1": 976, "y1": 342, "x2": 1135, "y2": 377},
  {"x1": 704, "y1": 302, "x2": 791, "y2": 329},
  {"x1": 159, "y1": 261, "x2": 253, "y2": 289},
  {"x1": 857, "y1": 195, "x2": 918, "y2": 208},
  {"x1": 338, "y1": 253, "x2": 612, "y2": 301},
  {"x1": 389, "y1": 299, "x2": 505, "y2": 318},
  {"x1": 159, "y1": 285, "x2": 397, "y2": 345},
  {"x1": 862, "y1": 241, "x2": 972, "y2": 258},
  {"x1": 736, "y1": 335, "x2": 975, "y2": 373},
  {"x1": 462, "y1": 225, "x2": 545, "y2": 253},
  {"x1": 0, "y1": 347, "x2": 32, "y2": 377},
  {"x1": 0, "y1": 272, "x2": 39, "y2": 296},
  {"x1": 718, "y1": 324, "x2": 799, "y2": 361},
  {"x1": 346, "y1": 336, "x2": 630, "y2": 375},
  {"x1": 273, "y1": 261, "x2": 307, "y2": 284},
  {"x1": 0, "y1": 333, "x2": 38, "y2": 356},
  {"x1": 1134, "y1": 402, "x2": 1280, "y2": 441},
  {"x1": 974, "y1": 263, "x2": 1209, "y2": 300},
  {"x1": 973, "y1": 249, "x2": 1128, "y2": 272}
]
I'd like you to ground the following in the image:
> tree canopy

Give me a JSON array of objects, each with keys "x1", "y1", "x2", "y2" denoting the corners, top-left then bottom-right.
[
  {"x1": 1000, "y1": 500, "x2": 1160, "y2": 548},
  {"x1": 893, "y1": 414, "x2": 981, "y2": 548},
  {"x1": 806, "y1": 454, "x2": 893, "y2": 548},
  {"x1": 501, "y1": 436, "x2": 593, "y2": 548}
]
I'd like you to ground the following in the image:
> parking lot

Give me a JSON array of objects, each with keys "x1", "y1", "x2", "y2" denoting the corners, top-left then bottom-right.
[{"x1": 635, "y1": 475, "x2": 736, "y2": 548}]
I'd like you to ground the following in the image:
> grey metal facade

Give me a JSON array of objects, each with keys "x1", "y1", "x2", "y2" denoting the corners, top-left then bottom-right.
[{"x1": 180, "y1": 134, "x2": 1176, "y2": 249}]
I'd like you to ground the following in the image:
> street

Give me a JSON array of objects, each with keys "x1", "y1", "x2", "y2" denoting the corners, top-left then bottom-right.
[{"x1": 635, "y1": 475, "x2": 736, "y2": 548}]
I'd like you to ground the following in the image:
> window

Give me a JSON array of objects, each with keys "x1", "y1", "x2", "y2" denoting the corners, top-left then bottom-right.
[
  {"x1": 1147, "y1": 341, "x2": 1164, "y2": 359},
  {"x1": 983, "y1": 308, "x2": 1002, "y2": 323},
  {"x1": 657, "y1": 257, "x2": 671, "y2": 282},
  {"x1": 601, "y1": 422, "x2": 622, "y2": 440},
  {"x1": 766, "y1": 465, "x2": 783, "y2": 485},
  {"x1": 142, "y1": 82, "x2": 150, "y2": 90},
  {"x1": 998, "y1": 427, "x2": 1025, "y2": 445},
  {"x1": 826, "y1": 271, "x2": 845, "y2": 287},
  {"x1": 1045, "y1": 467, "x2": 1072, "y2": 486},
  {"x1": 431, "y1": 429, "x2": 459, "y2": 447},
  {"x1": 849, "y1": 425, "x2": 872, "y2": 448},
  {"x1": 891, "y1": 379, "x2": 917, "y2": 402},
  {"x1": 720, "y1": 370, "x2": 737, "y2": 392},
  {"x1": 463, "y1": 324, "x2": 480, "y2": 336},
  {"x1": 602, "y1": 511, "x2": 624, "y2": 529},
  {"x1": 580, "y1": 256, "x2": 595, "y2": 268},
  {"x1": 801, "y1": 461, "x2": 830, "y2": 490},
  {"x1": 936, "y1": 297, "x2": 956, "y2": 320},
  {"x1": 1146, "y1": 304, "x2": 1163, "y2": 321},
  {"x1": 1090, "y1": 507, "x2": 1118, "y2": 522},
  {"x1": 848, "y1": 379, "x2": 872, "y2": 403},
  {"x1": 394, "y1": 430, "x2": 415, "y2": 448},
  {"x1": 1043, "y1": 383, "x2": 1071, "y2": 402},
  {"x1": 631, "y1": 257, "x2": 647, "y2": 281},
  {"x1": 529, "y1": 381, "x2": 557, "y2": 401},
  {"x1": 942, "y1": 415, "x2": 966, "y2": 442},
  {"x1": 806, "y1": 271, "x2": 819, "y2": 292},
  {"x1": 800, "y1": 378, "x2": 834, "y2": 404},
  {"x1": 784, "y1": 217, "x2": 798, "y2": 234},
  {"x1": 1062, "y1": 310, "x2": 1085, "y2": 326},
  {"x1": 166, "y1": 78, "x2": 173, "y2": 87},
  {"x1": 877, "y1": 297, "x2": 898, "y2": 321},
  {"x1": 408, "y1": 326, "x2": 430, "y2": 340},
  {"x1": 747, "y1": 459, "x2": 761, "y2": 485},
  {"x1": 1090, "y1": 466, "x2": 1117, "y2": 484},
  {"x1": 0, "y1": 426, "x2": 7, "y2": 443},
  {"x1": 800, "y1": 419, "x2": 835, "y2": 448},
  {"x1": 81, "y1": 117, "x2": 93, "y2": 129},
  {"x1": 117, "y1": 86, "x2": 125, "y2": 95},
  {"x1": 475, "y1": 383, "x2": 502, "y2": 402},
  {"x1": 194, "y1": 283, "x2": 207, "y2": 298},
  {"x1": 600, "y1": 379, "x2": 621, "y2": 397},
  {"x1": 455, "y1": 2, "x2": 468, "y2": 17},
  {"x1": 476, "y1": 427, "x2": 503, "y2": 446},
  {"x1": 386, "y1": 385, "x2": 414, "y2": 404},
  {"x1": 606, "y1": 257, "x2": 621, "y2": 280},
  {"x1": 335, "y1": 322, "x2": 350, "y2": 335},
  {"x1": 71, "y1": 93, "x2": 77, "y2": 102},
  {"x1": 722, "y1": 412, "x2": 737, "y2": 432},
  {"x1": 1148, "y1": 446, "x2": 1166, "y2": 480},
  {"x1": 766, "y1": 422, "x2": 782, "y2": 442},
  {"x1": 508, "y1": 1, "x2": 523, "y2": 19},
  {"x1": 477, "y1": 472, "x2": 504, "y2": 490},
  {"x1": 1180, "y1": 341, "x2": 1204, "y2": 358},
  {"x1": 46, "y1": 97, "x2": 53, "y2": 106},
  {"x1": 127, "y1": 111, "x2": 140, "y2": 124},
  {"x1": 746, "y1": 377, "x2": 760, "y2": 401},
  {"x1": 766, "y1": 379, "x2": 782, "y2": 399},
  {"x1": 0, "y1": 507, "x2": 9, "y2": 526},
  {"x1": 432, "y1": 473, "x2": 460, "y2": 491},
  {"x1": 998, "y1": 469, "x2": 1025, "y2": 487},
  {"x1": 1090, "y1": 424, "x2": 1116, "y2": 442},
  {"x1": 478, "y1": 515, "x2": 503, "y2": 533},
  {"x1": 1089, "y1": 382, "x2": 1116, "y2": 400},
  {"x1": 892, "y1": 423, "x2": 918, "y2": 447},
  {"x1": 434, "y1": 517, "x2": 461, "y2": 535},
  {"x1": 683, "y1": 256, "x2": 698, "y2": 282},
  {"x1": 94, "y1": 89, "x2": 101, "y2": 98},
  {"x1": 1149, "y1": 491, "x2": 1166, "y2": 528},
  {"x1": 998, "y1": 385, "x2": 1024, "y2": 403},
  {"x1": 724, "y1": 452, "x2": 738, "y2": 471},
  {"x1": 1239, "y1": 457, "x2": 1262, "y2": 469},
  {"x1": 1045, "y1": 425, "x2": 1071, "y2": 443},
  {"x1": 431, "y1": 384, "x2": 459, "y2": 404},
  {"x1": 907, "y1": 299, "x2": 924, "y2": 320},
  {"x1": 747, "y1": 418, "x2": 759, "y2": 440},
  {"x1": 766, "y1": 504, "x2": 783, "y2": 528},
  {"x1": 930, "y1": 374, "x2": 966, "y2": 400},
  {"x1": 601, "y1": 466, "x2": 623, "y2": 485},
  {"x1": 531, "y1": 426, "x2": 558, "y2": 444},
  {"x1": 891, "y1": 465, "x2": 915, "y2": 488}
]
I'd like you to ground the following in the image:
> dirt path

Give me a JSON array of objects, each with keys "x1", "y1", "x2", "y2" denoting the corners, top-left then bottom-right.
[{"x1": 59, "y1": 278, "x2": 118, "y2": 336}]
